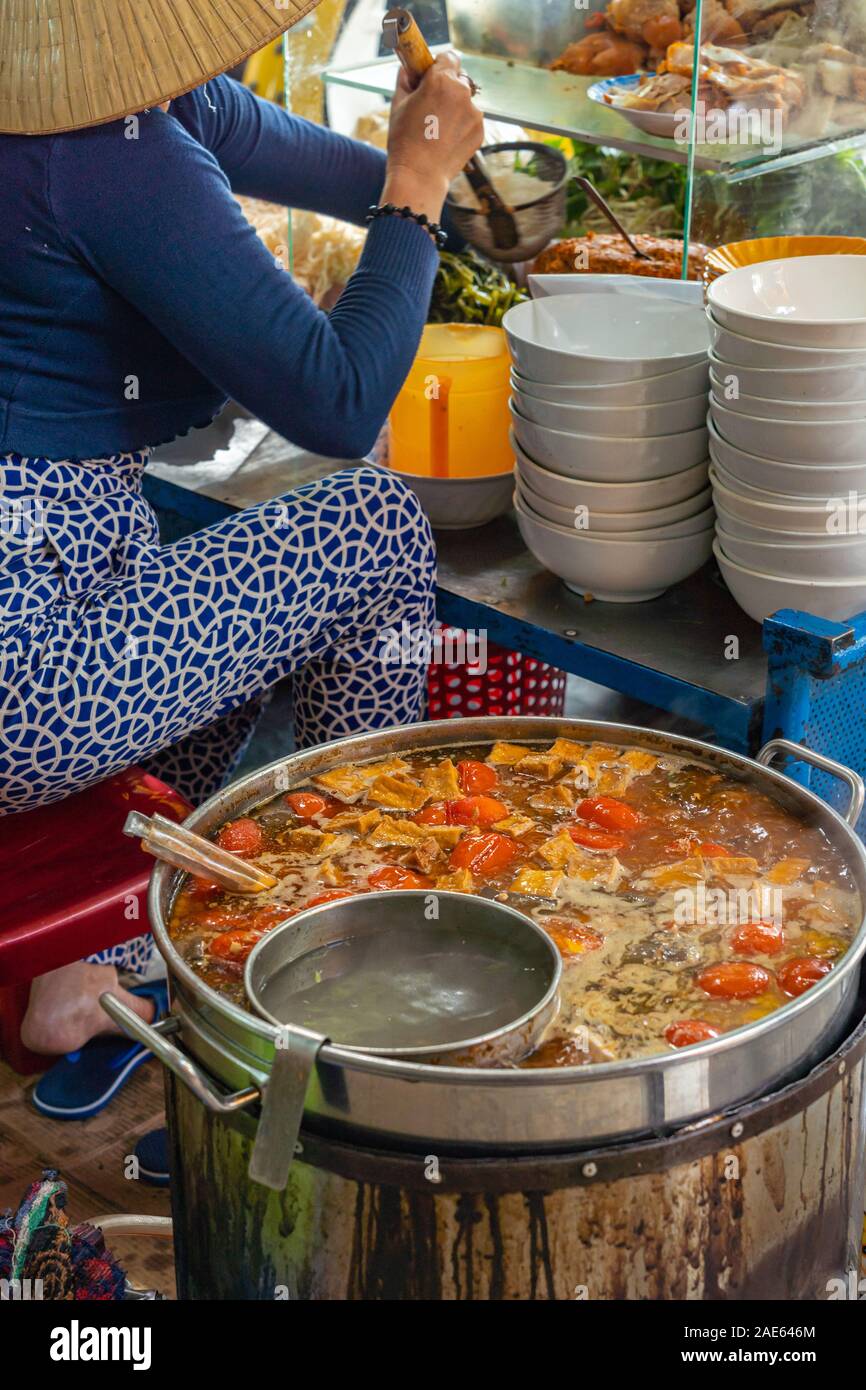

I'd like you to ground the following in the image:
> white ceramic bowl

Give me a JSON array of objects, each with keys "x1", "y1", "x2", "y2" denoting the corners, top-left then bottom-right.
[
  {"x1": 708, "y1": 351, "x2": 866, "y2": 404},
  {"x1": 514, "y1": 388, "x2": 709, "y2": 438},
  {"x1": 710, "y1": 399, "x2": 866, "y2": 466},
  {"x1": 717, "y1": 525, "x2": 866, "y2": 579},
  {"x1": 394, "y1": 468, "x2": 514, "y2": 530},
  {"x1": 503, "y1": 294, "x2": 710, "y2": 386},
  {"x1": 710, "y1": 467, "x2": 858, "y2": 535},
  {"x1": 517, "y1": 479, "x2": 715, "y2": 539},
  {"x1": 708, "y1": 256, "x2": 866, "y2": 349},
  {"x1": 708, "y1": 418, "x2": 866, "y2": 497},
  {"x1": 510, "y1": 402, "x2": 709, "y2": 482},
  {"x1": 516, "y1": 495, "x2": 714, "y2": 601},
  {"x1": 511, "y1": 358, "x2": 710, "y2": 407},
  {"x1": 714, "y1": 539, "x2": 866, "y2": 623},
  {"x1": 513, "y1": 433, "x2": 709, "y2": 512},
  {"x1": 707, "y1": 311, "x2": 866, "y2": 371},
  {"x1": 709, "y1": 379, "x2": 866, "y2": 423}
]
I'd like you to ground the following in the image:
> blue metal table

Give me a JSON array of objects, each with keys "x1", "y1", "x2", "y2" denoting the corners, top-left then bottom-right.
[{"x1": 143, "y1": 417, "x2": 866, "y2": 833}]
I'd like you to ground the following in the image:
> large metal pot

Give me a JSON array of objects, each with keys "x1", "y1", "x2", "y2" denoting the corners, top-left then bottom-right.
[
  {"x1": 166, "y1": 996, "x2": 866, "y2": 1299},
  {"x1": 111, "y1": 720, "x2": 866, "y2": 1159}
]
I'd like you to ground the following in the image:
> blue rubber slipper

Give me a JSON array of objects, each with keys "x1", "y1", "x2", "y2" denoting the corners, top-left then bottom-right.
[
  {"x1": 134, "y1": 1127, "x2": 170, "y2": 1186},
  {"x1": 31, "y1": 980, "x2": 168, "y2": 1121}
]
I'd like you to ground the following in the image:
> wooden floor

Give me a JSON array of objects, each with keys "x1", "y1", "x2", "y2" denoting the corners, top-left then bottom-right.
[{"x1": 0, "y1": 1056, "x2": 176, "y2": 1298}]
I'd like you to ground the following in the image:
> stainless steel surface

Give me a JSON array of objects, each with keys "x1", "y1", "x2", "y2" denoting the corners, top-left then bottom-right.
[
  {"x1": 146, "y1": 718, "x2": 866, "y2": 1153},
  {"x1": 167, "y1": 999, "x2": 866, "y2": 1298},
  {"x1": 757, "y1": 738, "x2": 866, "y2": 829},
  {"x1": 123, "y1": 811, "x2": 276, "y2": 894},
  {"x1": 572, "y1": 175, "x2": 651, "y2": 259},
  {"x1": 244, "y1": 890, "x2": 561, "y2": 1057},
  {"x1": 249, "y1": 1026, "x2": 324, "y2": 1192},
  {"x1": 98, "y1": 994, "x2": 259, "y2": 1115}
]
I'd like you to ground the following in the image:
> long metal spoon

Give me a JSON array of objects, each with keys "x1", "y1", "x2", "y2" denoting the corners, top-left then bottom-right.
[
  {"x1": 572, "y1": 175, "x2": 653, "y2": 261},
  {"x1": 123, "y1": 810, "x2": 276, "y2": 894}
]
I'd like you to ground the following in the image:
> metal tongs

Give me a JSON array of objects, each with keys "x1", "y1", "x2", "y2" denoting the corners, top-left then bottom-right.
[
  {"x1": 123, "y1": 810, "x2": 276, "y2": 894},
  {"x1": 382, "y1": 6, "x2": 519, "y2": 252}
]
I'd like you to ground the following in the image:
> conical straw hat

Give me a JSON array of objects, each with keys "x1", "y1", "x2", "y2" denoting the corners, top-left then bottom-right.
[{"x1": 0, "y1": 0, "x2": 325, "y2": 135}]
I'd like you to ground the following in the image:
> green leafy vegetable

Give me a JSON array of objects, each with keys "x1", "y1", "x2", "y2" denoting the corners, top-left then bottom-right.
[{"x1": 428, "y1": 248, "x2": 527, "y2": 326}]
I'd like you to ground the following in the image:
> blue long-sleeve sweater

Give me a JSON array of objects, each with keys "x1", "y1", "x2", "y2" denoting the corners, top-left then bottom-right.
[{"x1": 0, "y1": 75, "x2": 443, "y2": 462}]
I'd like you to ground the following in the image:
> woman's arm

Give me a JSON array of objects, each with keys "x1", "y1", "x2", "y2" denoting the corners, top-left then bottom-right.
[
  {"x1": 48, "y1": 59, "x2": 482, "y2": 460},
  {"x1": 171, "y1": 74, "x2": 390, "y2": 228}
]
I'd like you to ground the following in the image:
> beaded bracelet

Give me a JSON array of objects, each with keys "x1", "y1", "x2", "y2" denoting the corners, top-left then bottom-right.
[{"x1": 366, "y1": 202, "x2": 448, "y2": 248}]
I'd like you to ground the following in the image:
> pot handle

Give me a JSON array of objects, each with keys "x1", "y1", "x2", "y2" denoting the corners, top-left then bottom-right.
[
  {"x1": 248, "y1": 1027, "x2": 327, "y2": 1192},
  {"x1": 99, "y1": 993, "x2": 260, "y2": 1116},
  {"x1": 756, "y1": 739, "x2": 865, "y2": 828}
]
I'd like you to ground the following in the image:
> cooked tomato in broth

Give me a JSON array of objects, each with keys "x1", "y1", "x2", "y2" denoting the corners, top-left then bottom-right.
[{"x1": 168, "y1": 739, "x2": 861, "y2": 1064}]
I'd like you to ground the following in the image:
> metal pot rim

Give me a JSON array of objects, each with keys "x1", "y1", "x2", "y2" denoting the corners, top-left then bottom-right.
[{"x1": 149, "y1": 717, "x2": 866, "y2": 1087}]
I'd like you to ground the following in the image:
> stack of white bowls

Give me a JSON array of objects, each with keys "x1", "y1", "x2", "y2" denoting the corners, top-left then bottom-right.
[
  {"x1": 707, "y1": 255, "x2": 866, "y2": 623},
  {"x1": 502, "y1": 292, "x2": 714, "y2": 601}
]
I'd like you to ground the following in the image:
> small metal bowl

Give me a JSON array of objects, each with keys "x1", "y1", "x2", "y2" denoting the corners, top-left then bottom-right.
[{"x1": 446, "y1": 142, "x2": 569, "y2": 265}]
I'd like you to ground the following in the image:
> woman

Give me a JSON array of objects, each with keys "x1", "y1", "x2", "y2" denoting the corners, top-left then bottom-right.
[{"x1": 1, "y1": 0, "x2": 483, "y2": 1091}]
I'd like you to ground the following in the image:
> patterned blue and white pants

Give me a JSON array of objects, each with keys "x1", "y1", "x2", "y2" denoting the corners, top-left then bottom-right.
[{"x1": 0, "y1": 451, "x2": 436, "y2": 972}]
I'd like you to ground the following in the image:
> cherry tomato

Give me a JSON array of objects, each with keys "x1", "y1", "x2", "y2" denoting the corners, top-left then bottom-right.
[
  {"x1": 544, "y1": 919, "x2": 603, "y2": 957},
  {"x1": 699, "y1": 842, "x2": 732, "y2": 857},
  {"x1": 576, "y1": 797, "x2": 644, "y2": 833},
  {"x1": 249, "y1": 905, "x2": 294, "y2": 932},
  {"x1": 664, "y1": 837, "x2": 731, "y2": 858},
  {"x1": 285, "y1": 791, "x2": 343, "y2": 820},
  {"x1": 568, "y1": 824, "x2": 627, "y2": 852},
  {"x1": 447, "y1": 795, "x2": 508, "y2": 828},
  {"x1": 449, "y1": 832, "x2": 518, "y2": 878},
  {"x1": 304, "y1": 888, "x2": 365, "y2": 909},
  {"x1": 696, "y1": 961, "x2": 771, "y2": 1000},
  {"x1": 185, "y1": 874, "x2": 221, "y2": 899},
  {"x1": 778, "y1": 956, "x2": 832, "y2": 997},
  {"x1": 730, "y1": 920, "x2": 784, "y2": 957},
  {"x1": 216, "y1": 817, "x2": 263, "y2": 857},
  {"x1": 413, "y1": 803, "x2": 448, "y2": 826},
  {"x1": 664, "y1": 1020, "x2": 721, "y2": 1048},
  {"x1": 367, "y1": 865, "x2": 431, "y2": 891},
  {"x1": 209, "y1": 928, "x2": 263, "y2": 966},
  {"x1": 457, "y1": 760, "x2": 498, "y2": 795}
]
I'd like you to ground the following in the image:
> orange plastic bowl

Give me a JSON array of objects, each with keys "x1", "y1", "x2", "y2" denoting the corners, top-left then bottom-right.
[{"x1": 704, "y1": 235, "x2": 866, "y2": 284}]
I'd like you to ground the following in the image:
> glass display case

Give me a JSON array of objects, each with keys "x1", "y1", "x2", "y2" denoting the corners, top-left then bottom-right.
[{"x1": 314, "y1": 0, "x2": 866, "y2": 271}]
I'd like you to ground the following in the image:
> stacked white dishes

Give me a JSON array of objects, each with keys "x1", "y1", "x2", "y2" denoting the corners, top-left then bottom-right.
[
  {"x1": 502, "y1": 292, "x2": 714, "y2": 601},
  {"x1": 707, "y1": 256, "x2": 866, "y2": 623}
]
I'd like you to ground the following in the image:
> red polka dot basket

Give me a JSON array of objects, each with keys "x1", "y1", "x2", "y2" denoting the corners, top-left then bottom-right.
[{"x1": 427, "y1": 626, "x2": 567, "y2": 720}]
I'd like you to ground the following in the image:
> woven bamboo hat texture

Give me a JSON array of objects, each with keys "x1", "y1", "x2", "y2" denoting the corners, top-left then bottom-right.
[{"x1": 0, "y1": 0, "x2": 325, "y2": 135}]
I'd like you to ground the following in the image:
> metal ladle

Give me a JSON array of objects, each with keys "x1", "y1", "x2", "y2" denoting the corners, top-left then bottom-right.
[
  {"x1": 243, "y1": 890, "x2": 561, "y2": 1189},
  {"x1": 571, "y1": 175, "x2": 653, "y2": 261}
]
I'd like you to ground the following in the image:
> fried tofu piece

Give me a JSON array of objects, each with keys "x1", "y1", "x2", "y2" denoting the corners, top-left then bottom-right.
[
  {"x1": 327, "y1": 808, "x2": 382, "y2": 832},
  {"x1": 568, "y1": 857, "x2": 624, "y2": 890},
  {"x1": 595, "y1": 766, "x2": 636, "y2": 796},
  {"x1": 313, "y1": 767, "x2": 370, "y2": 802},
  {"x1": 492, "y1": 814, "x2": 537, "y2": 838},
  {"x1": 509, "y1": 867, "x2": 563, "y2": 899},
  {"x1": 366, "y1": 819, "x2": 463, "y2": 850},
  {"x1": 766, "y1": 857, "x2": 811, "y2": 885},
  {"x1": 706, "y1": 856, "x2": 760, "y2": 880},
  {"x1": 283, "y1": 829, "x2": 351, "y2": 861},
  {"x1": 367, "y1": 774, "x2": 429, "y2": 811},
  {"x1": 435, "y1": 868, "x2": 474, "y2": 893},
  {"x1": 547, "y1": 738, "x2": 590, "y2": 764},
  {"x1": 488, "y1": 741, "x2": 532, "y2": 766},
  {"x1": 421, "y1": 758, "x2": 461, "y2": 800},
  {"x1": 644, "y1": 856, "x2": 706, "y2": 888},
  {"x1": 538, "y1": 829, "x2": 582, "y2": 870},
  {"x1": 620, "y1": 748, "x2": 658, "y2": 774},
  {"x1": 516, "y1": 751, "x2": 564, "y2": 780},
  {"x1": 528, "y1": 784, "x2": 575, "y2": 813},
  {"x1": 319, "y1": 858, "x2": 349, "y2": 887}
]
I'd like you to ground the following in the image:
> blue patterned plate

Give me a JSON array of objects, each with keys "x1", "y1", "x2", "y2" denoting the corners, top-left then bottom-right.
[{"x1": 588, "y1": 74, "x2": 686, "y2": 142}]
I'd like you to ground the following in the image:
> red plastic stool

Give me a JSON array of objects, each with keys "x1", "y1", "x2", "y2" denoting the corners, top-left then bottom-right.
[
  {"x1": 0, "y1": 769, "x2": 191, "y2": 1075},
  {"x1": 427, "y1": 626, "x2": 567, "y2": 720}
]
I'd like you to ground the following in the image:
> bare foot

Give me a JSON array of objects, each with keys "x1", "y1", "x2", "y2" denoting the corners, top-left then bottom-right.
[{"x1": 21, "y1": 961, "x2": 155, "y2": 1056}]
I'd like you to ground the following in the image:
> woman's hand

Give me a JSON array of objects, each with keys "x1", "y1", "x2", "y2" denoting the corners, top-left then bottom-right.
[{"x1": 382, "y1": 51, "x2": 484, "y2": 224}]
